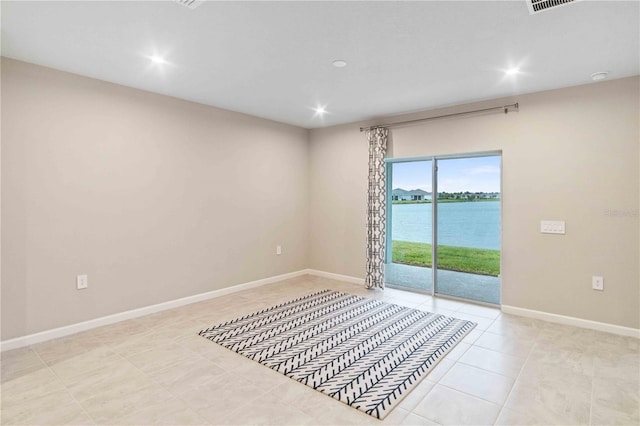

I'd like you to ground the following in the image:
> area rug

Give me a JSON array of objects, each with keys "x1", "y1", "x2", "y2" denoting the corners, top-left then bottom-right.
[{"x1": 199, "y1": 289, "x2": 475, "y2": 419}]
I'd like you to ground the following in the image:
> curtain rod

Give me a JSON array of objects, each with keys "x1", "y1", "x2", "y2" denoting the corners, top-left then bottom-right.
[{"x1": 359, "y1": 103, "x2": 519, "y2": 132}]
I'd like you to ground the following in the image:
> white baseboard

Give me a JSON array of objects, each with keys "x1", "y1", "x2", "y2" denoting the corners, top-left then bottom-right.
[
  {"x1": 5, "y1": 269, "x2": 636, "y2": 352},
  {"x1": 305, "y1": 269, "x2": 365, "y2": 285},
  {"x1": 306, "y1": 269, "x2": 640, "y2": 339},
  {"x1": 306, "y1": 269, "x2": 640, "y2": 338},
  {"x1": 501, "y1": 305, "x2": 640, "y2": 339},
  {"x1": 0, "y1": 269, "x2": 308, "y2": 352}
]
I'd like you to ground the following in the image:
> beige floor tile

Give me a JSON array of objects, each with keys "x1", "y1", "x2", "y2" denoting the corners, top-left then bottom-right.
[
  {"x1": 79, "y1": 383, "x2": 175, "y2": 424},
  {"x1": 527, "y1": 344, "x2": 595, "y2": 376},
  {"x1": 423, "y1": 358, "x2": 455, "y2": 383},
  {"x1": 398, "y1": 412, "x2": 441, "y2": 425},
  {"x1": 380, "y1": 407, "x2": 411, "y2": 424},
  {"x1": 179, "y1": 373, "x2": 266, "y2": 412},
  {"x1": 457, "y1": 303, "x2": 501, "y2": 319},
  {"x1": 89, "y1": 319, "x2": 151, "y2": 347},
  {"x1": 594, "y1": 351, "x2": 640, "y2": 382},
  {"x1": 270, "y1": 379, "x2": 375, "y2": 425},
  {"x1": 450, "y1": 312, "x2": 495, "y2": 331},
  {"x1": 495, "y1": 313, "x2": 546, "y2": 329},
  {"x1": 231, "y1": 359, "x2": 293, "y2": 391},
  {"x1": 65, "y1": 360, "x2": 156, "y2": 403},
  {"x1": 2, "y1": 278, "x2": 638, "y2": 426},
  {"x1": 64, "y1": 411, "x2": 96, "y2": 425},
  {"x1": 473, "y1": 330, "x2": 535, "y2": 358},
  {"x1": 536, "y1": 332, "x2": 594, "y2": 357},
  {"x1": 110, "y1": 396, "x2": 208, "y2": 425},
  {"x1": 458, "y1": 345, "x2": 527, "y2": 378},
  {"x1": 440, "y1": 362, "x2": 514, "y2": 405},
  {"x1": 1, "y1": 388, "x2": 87, "y2": 425},
  {"x1": 177, "y1": 333, "x2": 226, "y2": 356},
  {"x1": 132, "y1": 308, "x2": 200, "y2": 329},
  {"x1": 505, "y1": 363, "x2": 592, "y2": 425},
  {"x1": 0, "y1": 347, "x2": 47, "y2": 383},
  {"x1": 1, "y1": 368, "x2": 67, "y2": 407},
  {"x1": 32, "y1": 335, "x2": 97, "y2": 365},
  {"x1": 413, "y1": 384, "x2": 501, "y2": 425},
  {"x1": 429, "y1": 298, "x2": 467, "y2": 311},
  {"x1": 152, "y1": 317, "x2": 213, "y2": 341},
  {"x1": 425, "y1": 306, "x2": 460, "y2": 318},
  {"x1": 125, "y1": 342, "x2": 204, "y2": 376},
  {"x1": 396, "y1": 379, "x2": 436, "y2": 411},
  {"x1": 269, "y1": 379, "x2": 334, "y2": 416},
  {"x1": 382, "y1": 407, "x2": 441, "y2": 425},
  {"x1": 442, "y1": 341, "x2": 470, "y2": 361},
  {"x1": 153, "y1": 358, "x2": 226, "y2": 390},
  {"x1": 210, "y1": 394, "x2": 317, "y2": 425},
  {"x1": 389, "y1": 297, "x2": 424, "y2": 309},
  {"x1": 112, "y1": 330, "x2": 178, "y2": 357},
  {"x1": 495, "y1": 405, "x2": 587, "y2": 426},
  {"x1": 591, "y1": 376, "x2": 640, "y2": 425},
  {"x1": 541, "y1": 322, "x2": 597, "y2": 341},
  {"x1": 459, "y1": 328, "x2": 483, "y2": 344},
  {"x1": 486, "y1": 317, "x2": 543, "y2": 340},
  {"x1": 387, "y1": 291, "x2": 433, "y2": 306},
  {"x1": 188, "y1": 338, "x2": 256, "y2": 372},
  {"x1": 518, "y1": 358, "x2": 592, "y2": 385},
  {"x1": 590, "y1": 405, "x2": 640, "y2": 426},
  {"x1": 47, "y1": 347, "x2": 123, "y2": 382},
  {"x1": 591, "y1": 331, "x2": 639, "y2": 353}
]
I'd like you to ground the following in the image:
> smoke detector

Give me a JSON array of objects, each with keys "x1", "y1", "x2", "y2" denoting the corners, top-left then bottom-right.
[
  {"x1": 527, "y1": 0, "x2": 581, "y2": 14},
  {"x1": 174, "y1": 0, "x2": 204, "y2": 10}
]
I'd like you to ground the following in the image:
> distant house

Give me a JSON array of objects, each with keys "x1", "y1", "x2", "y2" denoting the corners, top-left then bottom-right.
[{"x1": 392, "y1": 188, "x2": 432, "y2": 201}]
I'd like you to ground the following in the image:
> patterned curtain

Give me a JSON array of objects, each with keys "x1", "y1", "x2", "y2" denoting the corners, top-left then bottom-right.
[{"x1": 365, "y1": 127, "x2": 388, "y2": 290}]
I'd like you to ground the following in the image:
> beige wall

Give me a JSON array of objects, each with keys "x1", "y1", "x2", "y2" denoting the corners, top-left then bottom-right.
[
  {"x1": 1, "y1": 58, "x2": 309, "y2": 339},
  {"x1": 2, "y1": 57, "x2": 638, "y2": 340},
  {"x1": 310, "y1": 77, "x2": 640, "y2": 329}
]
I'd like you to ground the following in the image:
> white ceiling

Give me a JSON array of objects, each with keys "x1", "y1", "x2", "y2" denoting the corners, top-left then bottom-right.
[{"x1": 2, "y1": 1, "x2": 639, "y2": 129}]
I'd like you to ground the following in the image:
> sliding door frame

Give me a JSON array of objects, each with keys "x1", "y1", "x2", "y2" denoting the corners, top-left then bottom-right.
[{"x1": 384, "y1": 150, "x2": 502, "y2": 301}]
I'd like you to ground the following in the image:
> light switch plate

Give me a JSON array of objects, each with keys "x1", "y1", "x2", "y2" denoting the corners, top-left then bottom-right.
[{"x1": 540, "y1": 220, "x2": 565, "y2": 234}]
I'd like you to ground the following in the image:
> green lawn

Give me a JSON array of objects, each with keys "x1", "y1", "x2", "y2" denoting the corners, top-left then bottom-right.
[{"x1": 392, "y1": 240, "x2": 500, "y2": 277}]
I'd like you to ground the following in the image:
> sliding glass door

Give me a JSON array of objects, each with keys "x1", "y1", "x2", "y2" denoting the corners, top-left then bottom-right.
[
  {"x1": 434, "y1": 156, "x2": 501, "y2": 304},
  {"x1": 385, "y1": 153, "x2": 501, "y2": 305},
  {"x1": 385, "y1": 160, "x2": 433, "y2": 292}
]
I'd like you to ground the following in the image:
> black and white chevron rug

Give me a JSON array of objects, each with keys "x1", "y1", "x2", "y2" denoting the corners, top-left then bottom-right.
[{"x1": 199, "y1": 289, "x2": 475, "y2": 419}]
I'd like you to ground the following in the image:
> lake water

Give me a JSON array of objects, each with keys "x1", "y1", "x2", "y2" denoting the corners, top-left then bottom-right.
[{"x1": 391, "y1": 202, "x2": 500, "y2": 250}]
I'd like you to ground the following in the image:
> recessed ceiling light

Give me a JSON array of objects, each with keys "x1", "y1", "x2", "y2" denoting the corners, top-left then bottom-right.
[
  {"x1": 332, "y1": 60, "x2": 347, "y2": 68},
  {"x1": 591, "y1": 71, "x2": 609, "y2": 81},
  {"x1": 505, "y1": 67, "x2": 520, "y2": 76},
  {"x1": 314, "y1": 106, "x2": 327, "y2": 115},
  {"x1": 149, "y1": 55, "x2": 167, "y2": 65}
]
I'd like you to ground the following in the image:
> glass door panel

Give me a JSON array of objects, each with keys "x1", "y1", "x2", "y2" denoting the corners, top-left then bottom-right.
[
  {"x1": 385, "y1": 160, "x2": 433, "y2": 292},
  {"x1": 435, "y1": 156, "x2": 501, "y2": 304}
]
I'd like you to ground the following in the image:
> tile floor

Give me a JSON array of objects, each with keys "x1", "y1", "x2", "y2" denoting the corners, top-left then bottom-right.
[{"x1": 1, "y1": 275, "x2": 638, "y2": 425}]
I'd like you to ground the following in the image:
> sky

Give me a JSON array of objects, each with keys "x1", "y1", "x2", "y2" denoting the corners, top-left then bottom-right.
[{"x1": 391, "y1": 156, "x2": 501, "y2": 193}]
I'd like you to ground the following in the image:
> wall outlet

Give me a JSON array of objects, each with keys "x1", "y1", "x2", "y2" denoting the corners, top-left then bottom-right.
[
  {"x1": 77, "y1": 274, "x2": 88, "y2": 290},
  {"x1": 276, "y1": 245, "x2": 282, "y2": 255},
  {"x1": 592, "y1": 276, "x2": 604, "y2": 291}
]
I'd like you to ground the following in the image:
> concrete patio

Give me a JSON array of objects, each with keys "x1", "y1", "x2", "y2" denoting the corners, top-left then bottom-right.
[{"x1": 385, "y1": 262, "x2": 500, "y2": 305}]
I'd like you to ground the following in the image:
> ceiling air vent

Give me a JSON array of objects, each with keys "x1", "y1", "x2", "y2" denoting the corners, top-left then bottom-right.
[
  {"x1": 527, "y1": 0, "x2": 580, "y2": 14},
  {"x1": 174, "y1": 0, "x2": 204, "y2": 10}
]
